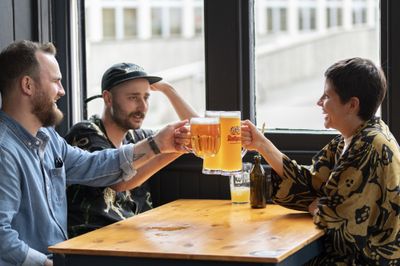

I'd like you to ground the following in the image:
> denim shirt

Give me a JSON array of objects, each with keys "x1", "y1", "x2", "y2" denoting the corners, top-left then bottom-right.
[{"x1": 0, "y1": 111, "x2": 137, "y2": 266}]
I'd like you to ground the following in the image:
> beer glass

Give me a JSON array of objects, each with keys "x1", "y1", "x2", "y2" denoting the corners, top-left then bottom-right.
[
  {"x1": 202, "y1": 111, "x2": 222, "y2": 175},
  {"x1": 220, "y1": 111, "x2": 242, "y2": 175},
  {"x1": 189, "y1": 117, "x2": 221, "y2": 158},
  {"x1": 230, "y1": 162, "x2": 252, "y2": 204}
]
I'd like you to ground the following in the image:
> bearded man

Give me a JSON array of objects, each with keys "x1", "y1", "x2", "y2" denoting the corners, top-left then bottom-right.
[
  {"x1": 0, "y1": 40, "x2": 188, "y2": 266},
  {"x1": 64, "y1": 63, "x2": 198, "y2": 237}
]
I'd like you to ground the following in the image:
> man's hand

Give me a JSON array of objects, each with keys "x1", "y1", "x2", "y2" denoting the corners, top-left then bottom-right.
[
  {"x1": 150, "y1": 80, "x2": 172, "y2": 93},
  {"x1": 44, "y1": 259, "x2": 53, "y2": 266},
  {"x1": 153, "y1": 120, "x2": 189, "y2": 153}
]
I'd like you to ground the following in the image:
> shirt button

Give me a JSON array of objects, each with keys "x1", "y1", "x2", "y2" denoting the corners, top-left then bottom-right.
[
  {"x1": 28, "y1": 142, "x2": 31, "y2": 146},
  {"x1": 35, "y1": 141, "x2": 40, "y2": 145}
]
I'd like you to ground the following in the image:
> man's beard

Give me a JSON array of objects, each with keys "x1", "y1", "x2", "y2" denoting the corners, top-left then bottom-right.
[
  {"x1": 110, "y1": 103, "x2": 145, "y2": 131},
  {"x1": 32, "y1": 88, "x2": 64, "y2": 127}
]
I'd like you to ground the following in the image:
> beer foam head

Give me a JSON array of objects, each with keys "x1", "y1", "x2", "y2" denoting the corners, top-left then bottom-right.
[
  {"x1": 190, "y1": 117, "x2": 219, "y2": 124},
  {"x1": 205, "y1": 110, "x2": 221, "y2": 118},
  {"x1": 220, "y1": 111, "x2": 241, "y2": 118}
]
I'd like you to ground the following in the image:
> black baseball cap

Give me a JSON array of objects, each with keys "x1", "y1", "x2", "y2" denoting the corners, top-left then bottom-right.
[
  {"x1": 101, "y1": 63, "x2": 162, "y2": 91},
  {"x1": 85, "y1": 63, "x2": 162, "y2": 104}
]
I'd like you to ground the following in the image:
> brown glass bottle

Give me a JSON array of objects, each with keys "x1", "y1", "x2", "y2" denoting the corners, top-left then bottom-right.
[{"x1": 250, "y1": 155, "x2": 266, "y2": 208}]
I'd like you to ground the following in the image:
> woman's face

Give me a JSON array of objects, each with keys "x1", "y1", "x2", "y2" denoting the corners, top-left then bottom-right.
[{"x1": 317, "y1": 79, "x2": 350, "y2": 131}]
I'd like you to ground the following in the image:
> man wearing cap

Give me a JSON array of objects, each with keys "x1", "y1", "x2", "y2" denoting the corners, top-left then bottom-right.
[{"x1": 64, "y1": 62, "x2": 198, "y2": 237}]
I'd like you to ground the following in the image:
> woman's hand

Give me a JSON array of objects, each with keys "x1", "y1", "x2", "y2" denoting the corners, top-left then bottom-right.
[
  {"x1": 241, "y1": 120, "x2": 266, "y2": 152},
  {"x1": 308, "y1": 198, "x2": 319, "y2": 216}
]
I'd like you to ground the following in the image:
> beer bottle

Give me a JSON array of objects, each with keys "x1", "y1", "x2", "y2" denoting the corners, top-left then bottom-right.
[{"x1": 250, "y1": 155, "x2": 266, "y2": 208}]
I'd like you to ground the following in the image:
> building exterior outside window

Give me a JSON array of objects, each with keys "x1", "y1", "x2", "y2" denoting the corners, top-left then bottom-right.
[
  {"x1": 255, "y1": 0, "x2": 379, "y2": 130},
  {"x1": 85, "y1": 0, "x2": 379, "y2": 130}
]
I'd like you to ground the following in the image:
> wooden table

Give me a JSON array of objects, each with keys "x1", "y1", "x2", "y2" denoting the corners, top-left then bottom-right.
[{"x1": 49, "y1": 199, "x2": 324, "y2": 266}]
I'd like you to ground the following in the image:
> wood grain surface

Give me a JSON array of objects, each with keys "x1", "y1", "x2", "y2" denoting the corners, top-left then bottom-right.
[{"x1": 49, "y1": 199, "x2": 324, "y2": 263}]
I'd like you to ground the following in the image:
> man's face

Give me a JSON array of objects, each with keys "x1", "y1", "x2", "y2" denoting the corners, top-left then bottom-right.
[
  {"x1": 109, "y1": 78, "x2": 151, "y2": 130},
  {"x1": 32, "y1": 52, "x2": 65, "y2": 127}
]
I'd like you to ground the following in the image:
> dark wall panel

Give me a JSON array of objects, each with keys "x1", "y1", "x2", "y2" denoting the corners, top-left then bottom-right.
[
  {"x1": 36, "y1": 0, "x2": 52, "y2": 42},
  {"x1": 13, "y1": 0, "x2": 33, "y2": 41},
  {"x1": 150, "y1": 154, "x2": 231, "y2": 207},
  {"x1": 0, "y1": 0, "x2": 14, "y2": 49},
  {"x1": 0, "y1": 0, "x2": 52, "y2": 49}
]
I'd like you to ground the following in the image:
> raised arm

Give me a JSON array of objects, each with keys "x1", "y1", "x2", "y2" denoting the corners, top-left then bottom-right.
[
  {"x1": 241, "y1": 120, "x2": 284, "y2": 177},
  {"x1": 151, "y1": 80, "x2": 199, "y2": 120}
]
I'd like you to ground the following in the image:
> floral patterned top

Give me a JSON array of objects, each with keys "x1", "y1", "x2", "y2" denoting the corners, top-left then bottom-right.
[{"x1": 271, "y1": 117, "x2": 400, "y2": 265}]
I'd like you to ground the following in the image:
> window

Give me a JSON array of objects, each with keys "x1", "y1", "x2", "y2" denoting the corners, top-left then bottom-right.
[
  {"x1": 102, "y1": 8, "x2": 116, "y2": 39},
  {"x1": 59, "y1": 0, "x2": 400, "y2": 161},
  {"x1": 84, "y1": 0, "x2": 206, "y2": 129},
  {"x1": 64, "y1": 0, "x2": 400, "y2": 158},
  {"x1": 194, "y1": 7, "x2": 203, "y2": 35},
  {"x1": 170, "y1": 8, "x2": 182, "y2": 36},
  {"x1": 124, "y1": 8, "x2": 137, "y2": 38},
  {"x1": 266, "y1": 7, "x2": 288, "y2": 33},
  {"x1": 299, "y1": 7, "x2": 316, "y2": 31},
  {"x1": 255, "y1": 0, "x2": 380, "y2": 130},
  {"x1": 327, "y1": 8, "x2": 343, "y2": 28},
  {"x1": 151, "y1": 8, "x2": 163, "y2": 37},
  {"x1": 352, "y1": 0, "x2": 367, "y2": 25}
]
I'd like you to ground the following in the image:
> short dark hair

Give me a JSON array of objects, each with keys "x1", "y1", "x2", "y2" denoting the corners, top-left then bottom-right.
[
  {"x1": 0, "y1": 40, "x2": 56, "y2": 96},
  {"x1": 324, "y1": 57, "x2": 387, "y2": 121}
]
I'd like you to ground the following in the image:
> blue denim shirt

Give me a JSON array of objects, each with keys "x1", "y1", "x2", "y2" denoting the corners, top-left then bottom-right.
[{"x1": 0, "y1": 111, "x2": 137, "y2": 266}]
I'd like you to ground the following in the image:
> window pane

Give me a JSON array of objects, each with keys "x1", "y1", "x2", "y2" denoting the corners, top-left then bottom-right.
[
  {"x1": 151, "y1": 8, "x2": 163, "y2": 37},
  {"x1": 124, "y1": 8, "x2": 137, "y2": 38},
  {"x1": 255, "y1": 0, "x2": 380, "y2": 130},
  {"x1": 170, "y1": 8, "x2": 182, "y2": 36},
  {"x1": 194, "y1": 7, "x2": 203, "y2": 35},
  {"x1": 102, "y1": 8, "x2": 116, "y2": 39},
  {"x1": 85, "y1": 0, "x2": 206, "y2": 129}
]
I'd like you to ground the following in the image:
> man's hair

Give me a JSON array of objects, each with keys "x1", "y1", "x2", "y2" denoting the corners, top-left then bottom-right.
[
  {"x1": 0, "y1": 40, "x2": 56, "y2": 96},
  {"x1": 324, "y1": 57, "x2": 387, "y2": 121}
]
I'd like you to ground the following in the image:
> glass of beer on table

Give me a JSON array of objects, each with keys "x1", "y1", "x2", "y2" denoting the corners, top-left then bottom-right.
[
  {"x1": 230, "y1": 162, "x2": 252, "y2": 204},
  {"x1": 189, "y1": 117, "x2": 221, "y2": 158}
]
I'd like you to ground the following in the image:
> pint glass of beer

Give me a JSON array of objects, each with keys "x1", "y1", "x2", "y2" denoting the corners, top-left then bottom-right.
[
  {"x1": 189, "y1": 117, "x2": 221, "y2": 158},
  {"x1": 203, "y1": 111, "x2": 222, "y2": 175},
  {"x1": 220, "y1": 111, "x2": 242, "y2": 175}
]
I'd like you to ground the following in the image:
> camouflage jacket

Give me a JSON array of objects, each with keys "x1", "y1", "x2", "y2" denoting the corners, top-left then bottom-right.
[{"x1": 64, "y1": 115, "x2": 153, "y2": 237}]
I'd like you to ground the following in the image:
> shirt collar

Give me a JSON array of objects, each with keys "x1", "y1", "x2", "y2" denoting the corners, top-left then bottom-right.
[{"x1": 0, "y1": 110, "x2": 49, "y2": 150}]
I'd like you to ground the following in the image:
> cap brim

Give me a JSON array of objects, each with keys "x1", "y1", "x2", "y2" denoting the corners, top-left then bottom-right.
[
  {"x1": 110, "y1": 76, "x2": 162, "y2": 89},
  {"x1": 145, "y1": 76, "x2": 163, "y2": 84}
]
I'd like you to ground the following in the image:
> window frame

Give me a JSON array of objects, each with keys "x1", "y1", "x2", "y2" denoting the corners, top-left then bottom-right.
[
  {"x1": 54, "y1": 0, "x2": 400, "y2": 162},
  {"x1": 204, "y1": 0, "x2": 400, "y2": 163}
]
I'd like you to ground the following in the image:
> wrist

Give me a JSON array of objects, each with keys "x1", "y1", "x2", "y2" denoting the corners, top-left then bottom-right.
[
  {"x1": 311, "y1": 208, "x2": 319, "y2": 216},
  {"x1": 147, "y1": 135, "x2": 161, "y2": 154}
]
